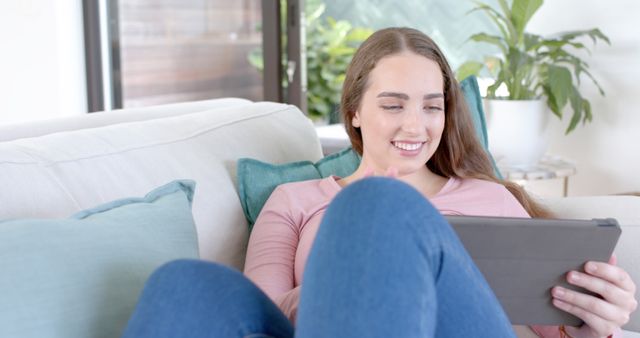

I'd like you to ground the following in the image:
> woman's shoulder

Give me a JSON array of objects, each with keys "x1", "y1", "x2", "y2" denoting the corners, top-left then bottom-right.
[
  {"x1": 268, "y1": 176, "x2": 341, "y2": 210},
  {"x1": 274, "y1": 176, "x2": 339, "y2": 196}
]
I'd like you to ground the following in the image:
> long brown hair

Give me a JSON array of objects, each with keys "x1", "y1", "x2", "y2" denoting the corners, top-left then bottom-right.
[{"x1": 341, "y1": 27, "x2": 550, "y2": 218}]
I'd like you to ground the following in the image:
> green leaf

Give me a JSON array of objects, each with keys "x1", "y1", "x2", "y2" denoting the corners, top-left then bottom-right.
[
  {"x1": 523, "y1": 33, "x2": 541, "y2": 51},
  {"x1": 306, "y1": 2, "x2": 325, "y2": 22},
  {"x1": 328, "y1": 46, "x2": 355, "y2": 57},
  {"x1": 469, "y1": 33, "x2": 507, "y2": 53},
  {"x1": 505, "y1": 47, "x2": 535, "y2": 98},
  {"x1": 547, "y1": 65, "x2": 573, "y2": 112},
  {"x1": 468, "y1": 3, "x2": 512, "y2": 42},
  {"x1": 555, "y1": 28, "x2": 610, "y2": 45},
  {"x1": 543, "y1": 85, "x2": 562, "y2": 118},
  {"x1": 579, "y1": 67, "x2": 606, "y2": 96},
  {"x1": 496, "y1": 0, "x2": 511, "y2": 17},
  {"x1": 486, "y1": 78, "x2": 504, "y2": 98},
  {"x1": 511, "y1": 0, "x2": 543, "y2": 39},
  {"x1": 566, "y1": 89, "x2": 584, "y2": 134},
  {"x1": 346, "y1": 27, "x2": 373, "y2": 42},
  {"x1": 456, "y1": 61, "x2": 485, "y2": 82},
  {"x1": 583, "y1": 99, "x2": 593, "y2": 122},
  {"x1": 588, "y1": 28, "x2": 611, "y2": 44}
]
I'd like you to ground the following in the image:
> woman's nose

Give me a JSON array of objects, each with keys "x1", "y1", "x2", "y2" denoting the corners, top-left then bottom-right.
[{"x1": 401, "y1": 105, "x2": 424, "y2": 132}]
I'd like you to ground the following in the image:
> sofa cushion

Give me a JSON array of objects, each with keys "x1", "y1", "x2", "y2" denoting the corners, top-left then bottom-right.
[
  {"x1": 0, "y1": 97, "x2": 252, "y2": 142},
  {"x1": 0, "y1": 101, "x2": 323, "y2": 268},
  {"x1": 238, "y1": 147, "x2": 360, "y2": 227},
  {"x1": 0, "y1": 180, "x2": 199, "y2": 338}
]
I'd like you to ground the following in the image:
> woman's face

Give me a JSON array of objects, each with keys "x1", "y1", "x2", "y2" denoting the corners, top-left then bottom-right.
[{"x1": 352, "y1": 51, "x2": 445, "y2": 176}]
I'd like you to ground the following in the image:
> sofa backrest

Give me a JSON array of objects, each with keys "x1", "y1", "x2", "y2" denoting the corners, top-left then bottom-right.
[
  {"x1": 0, "y1": 100, "x2": 323, "y2": 269},
  {"x1": 0, "y1": 98, "x2": 252, "y2": 142}
]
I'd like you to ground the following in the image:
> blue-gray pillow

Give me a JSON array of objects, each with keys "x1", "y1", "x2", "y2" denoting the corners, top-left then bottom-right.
[
  {"x1": 0, "y1": 180, "x2": 199, "y2": 338},
  {"x1": 237, "y1": 147, "x2": 360, "y2": 227}
]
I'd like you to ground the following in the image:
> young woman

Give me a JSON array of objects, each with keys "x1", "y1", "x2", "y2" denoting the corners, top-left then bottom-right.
[{"x1": 122, "y1": 27, "x2": 637, "y2": 338}]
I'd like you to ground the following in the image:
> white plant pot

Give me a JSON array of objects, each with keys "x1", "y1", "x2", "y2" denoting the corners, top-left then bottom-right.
[{"x1": 484, "y1": 99, "x2": 550, "y2": 168}]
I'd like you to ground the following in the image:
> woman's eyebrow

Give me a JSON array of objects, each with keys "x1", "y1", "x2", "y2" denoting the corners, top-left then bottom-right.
[
  {"x1": 376, "y1": 92, "x2": 409, "y2": 100},
  {"x1": 424, "y1": 93, "x2": 444, "y2": 100},
  {"x1": 376, "y1": 92, "x2": 444, "y2": 100}
]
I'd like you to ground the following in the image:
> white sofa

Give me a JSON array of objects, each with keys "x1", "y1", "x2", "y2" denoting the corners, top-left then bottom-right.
[{"x1": 0, "y1": 99, "x2": 638, "y2": 336}]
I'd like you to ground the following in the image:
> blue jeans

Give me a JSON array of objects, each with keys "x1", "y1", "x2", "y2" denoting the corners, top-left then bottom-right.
[{"x1": 121, "y1": 177, "x2": 516, "y2": 338}]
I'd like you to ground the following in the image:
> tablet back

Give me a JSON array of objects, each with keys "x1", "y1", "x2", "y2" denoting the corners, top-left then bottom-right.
[{"x1": 445, "y1": 215, "x2": 621, "y2": 325}]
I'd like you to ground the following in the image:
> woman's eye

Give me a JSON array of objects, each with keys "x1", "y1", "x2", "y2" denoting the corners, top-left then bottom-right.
[
  {"x1": 425, "y1": 106, "x2": 443, "y2": 112},
  {"x1": 381, "y1": 105, "x2": 402, "y2": 111}
]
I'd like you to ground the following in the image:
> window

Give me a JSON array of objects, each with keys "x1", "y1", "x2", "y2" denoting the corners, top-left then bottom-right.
[{"x1": 84, "y1": 0, "x2": 283, "y2": 112}]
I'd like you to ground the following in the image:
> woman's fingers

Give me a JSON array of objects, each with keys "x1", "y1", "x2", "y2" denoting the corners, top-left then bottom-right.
[
  {"x1": 552, "y1": 261, "x2": 638, "y2": 338},
  {"x1": 579, "y1": 261, "x2": 638, "y2": 315},
  {"x1": 551, "y1": 298, "x2": 618, "y2": 337},
  {"x1": 552, "y1": 285, "x2": 627, "y2": 324},
  {"x1": 583, "y1": 261, "x2": 635, "y2": 294},
  {"x1": 567, "y1": 271, "x2": 636, "y2": 313}
]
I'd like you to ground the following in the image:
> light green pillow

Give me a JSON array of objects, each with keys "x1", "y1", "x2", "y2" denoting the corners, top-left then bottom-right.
[
  {"x1": 237, "y1": 147, "x2": 360, "y2": 227},
  {"x1": 0, "y1": 180, "x2": 199, "y2": 338}
]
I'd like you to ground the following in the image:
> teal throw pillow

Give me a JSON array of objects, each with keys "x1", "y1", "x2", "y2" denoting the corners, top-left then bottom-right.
[
  {"x1": 460, "y1": 75, "x2": 502, "y2": 178},
  {"x1": 460, "y1": 75, "x2": 489, "y2": 149},
  {"x1": 0, "y1": 180, "x2": 199, "y2": 338},
  {"x1": 237, "y1": 147, "x2": 360, "y2": 227}
]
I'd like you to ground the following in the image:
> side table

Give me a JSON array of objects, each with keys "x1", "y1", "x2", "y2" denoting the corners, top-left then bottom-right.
[{"x1": 497, "y1": 155, "x2": 577, "y2": 197}]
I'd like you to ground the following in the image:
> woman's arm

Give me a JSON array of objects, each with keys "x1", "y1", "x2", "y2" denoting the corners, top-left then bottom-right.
[{"x1": 244, "y1": 186, "x2": 301, "y2": 321}]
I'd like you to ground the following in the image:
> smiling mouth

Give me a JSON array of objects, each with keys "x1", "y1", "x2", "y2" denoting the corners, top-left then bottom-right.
[{"x1": 391, "y1": 141, "x2": 426, "y2": 151}]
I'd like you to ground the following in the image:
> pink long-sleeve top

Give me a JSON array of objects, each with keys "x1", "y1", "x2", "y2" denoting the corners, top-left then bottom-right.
[{"x1": 243, "y1": 176, "x2": 530, "y2": 322}]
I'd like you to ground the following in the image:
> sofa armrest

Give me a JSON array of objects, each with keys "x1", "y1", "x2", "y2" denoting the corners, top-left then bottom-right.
[{"x1": 541, "y1": 195, "x2": 640, "y2": 332}]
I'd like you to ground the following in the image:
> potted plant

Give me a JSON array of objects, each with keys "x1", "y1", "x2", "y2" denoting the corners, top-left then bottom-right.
[
  {"x1": 457, "y1": 0, "x2": 609, "y2": 167},
  {"x1": 248, "y1": 0, "x2": 372, "y2": 124}
]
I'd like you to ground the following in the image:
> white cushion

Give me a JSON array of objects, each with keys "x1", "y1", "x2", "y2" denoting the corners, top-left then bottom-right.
[
  {"x1": 0, "y1": 101, "x2": 324, "y2": 269},
  {"x1": 0, "y1": 98, "x2": 252, "y2": 142}
]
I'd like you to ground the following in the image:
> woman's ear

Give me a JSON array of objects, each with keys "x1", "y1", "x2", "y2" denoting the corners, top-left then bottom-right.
[{"x1": 352, "y1": 111, "x2": 361, "y2": 128}]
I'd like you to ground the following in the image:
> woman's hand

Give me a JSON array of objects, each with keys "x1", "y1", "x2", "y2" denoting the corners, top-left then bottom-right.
[{"x1": 551, "y1": 255, "x2": 638, "y2": 337}]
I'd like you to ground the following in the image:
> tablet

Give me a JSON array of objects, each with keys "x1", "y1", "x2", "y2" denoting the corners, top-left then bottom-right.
[{"x1": 445, "y1": 215, "x2": 621, "y2": 326}]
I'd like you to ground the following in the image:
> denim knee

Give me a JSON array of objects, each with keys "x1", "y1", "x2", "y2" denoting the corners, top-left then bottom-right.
[{"x1": 145, "y1": 259, "x2": 214, "y2": 287}]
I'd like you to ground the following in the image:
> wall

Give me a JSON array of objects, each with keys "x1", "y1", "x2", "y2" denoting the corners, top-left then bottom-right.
[
  {"x1": 0, "y1": 1, "x2": 86, "y2": 126},
  {"x1": 525, "y1": 0, "x2": 640, "y2": 196}
]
